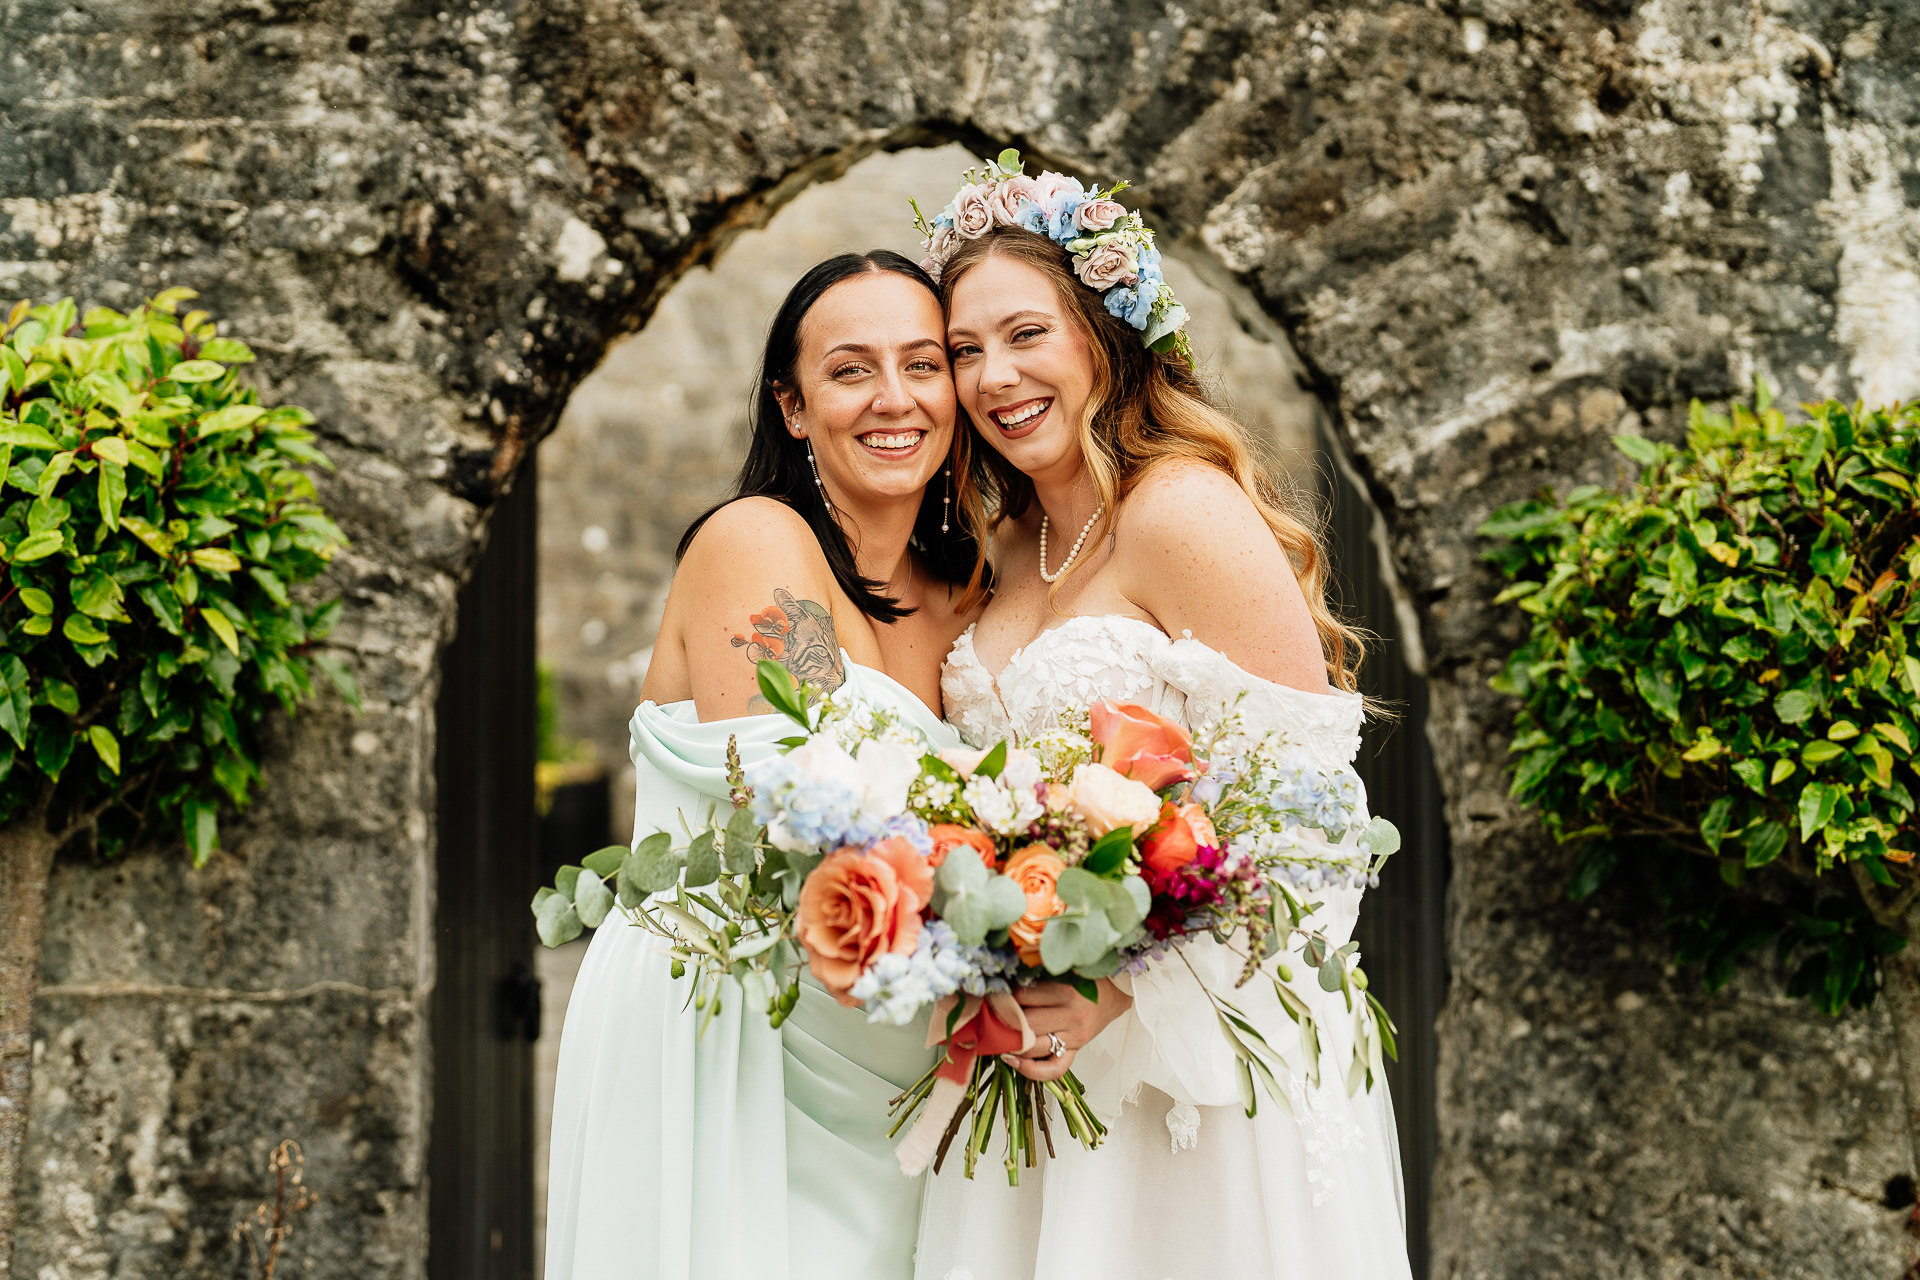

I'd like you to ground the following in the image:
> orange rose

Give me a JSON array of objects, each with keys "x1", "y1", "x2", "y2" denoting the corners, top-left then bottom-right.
[
  {"x1": 927, "y1": 823, "x2": 999, "y2": 873},
  {"x1": 1002, "y1": 844, "x2": 1067, "y2": 966},
  {"x1": 795, "y1": 837, "x2": 935, "y2": 1005},
  {"x1": 1141, "y1": 802, "x2": 1216, "y2": 876},
  {"x1": 1090, "y1": 701, "x2": 1197, "y2": 790}
]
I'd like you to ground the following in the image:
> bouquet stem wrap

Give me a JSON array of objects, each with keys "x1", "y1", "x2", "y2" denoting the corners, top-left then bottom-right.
[{"x1": 895, "y1": 993, "x2": 1032, "y2": 1175}]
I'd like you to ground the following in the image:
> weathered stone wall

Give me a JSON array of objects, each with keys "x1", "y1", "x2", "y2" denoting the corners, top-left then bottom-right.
[{"x1": 4, "y1": 0, "x2": 1914, "y2": 1274}]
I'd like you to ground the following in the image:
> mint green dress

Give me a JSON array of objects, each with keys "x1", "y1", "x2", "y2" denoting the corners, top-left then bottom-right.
[{"x1": 544, "y1": 659, "x2": 955, "y2": 1279}]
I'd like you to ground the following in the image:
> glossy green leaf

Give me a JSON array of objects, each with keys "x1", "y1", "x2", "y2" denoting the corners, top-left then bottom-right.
[
  {"x1": 12, "y1": 529, "x2": 64, "y2": 562},
  {"x1": 62, "y1": 613, "x2": 109, "y2": 645},
  {"x1": 164, "y1": 359, "x2": 227, "y2": 383},
  {"x1": 86, "y1": 724, "x2": 120, "y2": 774}
]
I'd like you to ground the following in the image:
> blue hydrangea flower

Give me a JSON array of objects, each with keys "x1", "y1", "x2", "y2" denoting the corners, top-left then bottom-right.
[
  {"x1": 1105, "y1": 278, "x2": 1160, "y2": 330},
  {"x1": 1047, "y1": 196, "x2": 1084, "y2": 244},
  {"x1": 1015, "y1": 199, "x2": 1048, "y2": 236},
  {"x1": 850, "y1": 920, "x2": 1017, "y2": 1025}
]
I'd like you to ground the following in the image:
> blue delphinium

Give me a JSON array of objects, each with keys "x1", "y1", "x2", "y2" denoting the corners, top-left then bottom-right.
[{"x1": 1016, "y1": 199, "x2": 1048, "y2": 236}]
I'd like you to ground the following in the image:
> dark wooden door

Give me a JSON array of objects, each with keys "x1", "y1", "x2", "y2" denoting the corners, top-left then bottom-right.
[
  {"x1": 1325, "y1": 431, "x2": 1451, "y2": 1279},
  {"x1": 430, "y1": 471, "x2": 540, "y2": 1280}
]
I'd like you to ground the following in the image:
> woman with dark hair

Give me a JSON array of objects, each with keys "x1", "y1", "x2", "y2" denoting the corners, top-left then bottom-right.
[{"x1": 544, "y1": 251, "x2": 985, "y2": 1280}]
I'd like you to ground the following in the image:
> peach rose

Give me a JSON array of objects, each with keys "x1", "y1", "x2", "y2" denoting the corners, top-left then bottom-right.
[
  {"x1": 1067, "y1": 762, "x2": 1162, "y2": 837},
  {"x1": 1073, "y1": 239, "x2": 1137, "y2": 290},
  {"x1": 1091, "y1": 700, "x2": 1196, "y2": 791},
  {"x1": 988, "y1": 175, "x2": 1039, "y2": 226},
  {"x1": 1141, "y1": 801, "x2": 1217, "y2": 876},
  {"x1": 795, "y1": 837, "x2": 935, "y2": 1005},
  {"x1": 953, "y1": 184, "x2": 995, "y2": 239},
  {"x1": 1002, "y1": 844, "x2": 1067, "y2": 967},
  {"x1": 1074, "y1": 198, "x2": 1127, "y2": 233},
  {"x1": 927, "y1": 823, "x2": 998, "y2": 873}
]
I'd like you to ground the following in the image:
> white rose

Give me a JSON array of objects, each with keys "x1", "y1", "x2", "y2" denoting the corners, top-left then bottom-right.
[
  {"x1": 856, "y1": 738, "x2": 922, "y2": 820},
  {"x1": 1068, "y1": 762, "x2": 1161, "y2": 837}
]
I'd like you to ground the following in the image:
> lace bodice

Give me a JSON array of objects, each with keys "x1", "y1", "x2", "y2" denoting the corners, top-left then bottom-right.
[
  {"x1": 940, "y1": 614, "x2": 1363, "y2": 773},
  {"x1": 924, "y1": 615, "x2": 1410, "y2": 1266}
]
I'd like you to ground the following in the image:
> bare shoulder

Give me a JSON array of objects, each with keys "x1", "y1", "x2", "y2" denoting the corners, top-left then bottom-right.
[
  {"x1": 681, "y1": 496, "x2": 823, "y2": 571},
  {"x1": 1116, "y1": 460, "x2": 1275, "y2": 563},
  {"x1": 654, "y1": 496, "x2": 852, "y2": 719},
  {"x1": 1114, "y1": 459, "x2": 1329, "y2": 691}
]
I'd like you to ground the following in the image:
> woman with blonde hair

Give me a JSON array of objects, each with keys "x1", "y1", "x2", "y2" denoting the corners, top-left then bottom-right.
[{"x1": 916, "y1": 158, "x2": 1412, "y2": 1279}]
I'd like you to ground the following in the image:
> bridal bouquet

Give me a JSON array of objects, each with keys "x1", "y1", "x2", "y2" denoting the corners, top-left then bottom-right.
[{"x1": 533, "y1": 664, "x2": 1401, "y2": 1184}]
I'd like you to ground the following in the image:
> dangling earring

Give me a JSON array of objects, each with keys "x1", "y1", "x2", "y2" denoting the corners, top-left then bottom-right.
[
  {"x1": 941, "y1": 465, "x2": 951, "y2": 535},
  {"x1": 807, "y1": 442, "x2": 833, "y2": 515}
]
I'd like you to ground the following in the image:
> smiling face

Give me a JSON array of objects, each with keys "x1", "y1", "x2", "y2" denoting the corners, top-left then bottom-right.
[
  {"x1": 781, "y1": 271, "x2": 955, "y2": 510},
  {"x1": 944, "y1": 250, "x2": 1099, "y2": 488}
]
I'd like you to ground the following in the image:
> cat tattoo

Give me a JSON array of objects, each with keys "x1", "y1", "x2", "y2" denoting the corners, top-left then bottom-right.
[{"x1": 733, "y1": 588, "x2": 846, "y2": 712}]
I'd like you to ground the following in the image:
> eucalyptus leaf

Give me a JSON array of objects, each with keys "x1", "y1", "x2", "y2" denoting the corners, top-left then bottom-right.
[
  {"x1": 581, "y1": 844, "x2": 627, "y2": 878},
  {"x1": 573, "y1": 868, "x2": 615, "y2": 929},
  {"x1": 723, "y1": 806, "x2": 760, "y2": 874},
  {"x1": 684, "y1": 828, "x2": 721, "y2": 888},
  {"x1": 534, "y1": 888, "x2": 585, "y2": 947},
  {"x1": 626, "y1": 831, "x2": 683, "y2": 896}
]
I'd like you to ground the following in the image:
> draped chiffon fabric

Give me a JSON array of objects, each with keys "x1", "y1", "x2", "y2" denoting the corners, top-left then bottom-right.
[
  {"x1": 919, "y1": 616, "x2": 1414, "y2": 1280},
  {"x1": 544, "y1": 658, "x2": 960, "y2": 1280}
]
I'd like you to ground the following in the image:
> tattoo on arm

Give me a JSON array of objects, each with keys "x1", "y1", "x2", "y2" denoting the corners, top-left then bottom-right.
[{"x1": 732, "y1": 587, "x2": 846, "y2": 712}]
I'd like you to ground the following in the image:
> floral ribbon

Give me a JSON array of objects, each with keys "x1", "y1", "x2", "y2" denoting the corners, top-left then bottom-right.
[{"x1": 894, "y1": 993, "x2": 1034, "y2": 1175}]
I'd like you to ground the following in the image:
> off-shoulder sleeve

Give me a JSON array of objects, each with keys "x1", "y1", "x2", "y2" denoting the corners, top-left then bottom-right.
[
  {"x1": 1070, "y1": 636, "x2": 1372, "y2": 1129},
  {"x1": 1149, "y1": 632, "x2": 1364, "y2": 769}
]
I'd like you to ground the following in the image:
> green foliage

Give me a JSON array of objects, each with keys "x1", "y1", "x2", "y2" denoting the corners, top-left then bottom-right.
[
  {"x1": 1482, "y1": 391, "x2": 1920, "y2": 1014},
  {"x1": 0, "y1": 291, "x2": 354, "y2": 864}
]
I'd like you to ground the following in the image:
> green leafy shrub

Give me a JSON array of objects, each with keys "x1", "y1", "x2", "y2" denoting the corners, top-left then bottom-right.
[
  {"x1": 0, "y1": 291, "x2": 356, "y2": 860},
  {"x1": 1482, "y1": 390, "x2": 1920, "y2": 1014}
]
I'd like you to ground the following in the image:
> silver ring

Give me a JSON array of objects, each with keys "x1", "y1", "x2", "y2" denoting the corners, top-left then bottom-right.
[{"x1": 1045, "y1": 1032, "x2": 1066, "y2": 1059}]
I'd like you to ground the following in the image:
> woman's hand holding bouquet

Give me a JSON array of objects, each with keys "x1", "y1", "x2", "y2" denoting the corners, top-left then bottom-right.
[{"x1": 532, "y1": 662, "x2": 1401, "y2": 1183}]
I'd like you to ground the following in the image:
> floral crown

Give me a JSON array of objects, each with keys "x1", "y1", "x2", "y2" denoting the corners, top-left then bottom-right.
[{"x1": 911, "y1": 149, "x2": 1192, "y2": 362}]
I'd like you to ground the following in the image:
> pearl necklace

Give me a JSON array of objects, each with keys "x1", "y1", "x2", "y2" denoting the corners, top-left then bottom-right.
[{"x1": 1038, "y1": 504, "x2": 1104, "y2": 583}]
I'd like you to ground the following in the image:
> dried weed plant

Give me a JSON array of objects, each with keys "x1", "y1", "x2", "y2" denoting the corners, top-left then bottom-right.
[{"x1": 232, "y1": 1138, "x2": 317, "y2": 1280}]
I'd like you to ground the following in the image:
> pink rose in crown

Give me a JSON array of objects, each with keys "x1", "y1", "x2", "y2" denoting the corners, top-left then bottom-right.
[
  {"x1": 953, "y1": 184, "x2": 995, "y2": 239},
  {"x1": 1074, "y1": 198, "x2": 1127, "y2": 233},
  {"x1": 1073, "y1": 240, "x2": 1137, "y2": 291},
  {"x1": 1031, "y1": 171, "x2": 1087, "y2": 217},
  {"x1": 988, "y1": 176, "x2": 1040, "y2": 226},
  {"x1": 1090, "y1": 700, "x2": 1196, "y2": 790}
]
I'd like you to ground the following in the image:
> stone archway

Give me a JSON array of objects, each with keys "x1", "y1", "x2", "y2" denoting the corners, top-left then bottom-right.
[{"x1": 7, "y1": 1, "x2": 1915, "y2": 1276}]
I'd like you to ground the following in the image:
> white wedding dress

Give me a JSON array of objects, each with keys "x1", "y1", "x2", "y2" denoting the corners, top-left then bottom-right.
[{"x1": 917, "y1": 615, "x2": 1413, "y2": 1280}]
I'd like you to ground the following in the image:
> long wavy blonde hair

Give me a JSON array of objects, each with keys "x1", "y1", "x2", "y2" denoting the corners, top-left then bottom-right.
[{"x1": 939, "y1": 227, "x2": 1363, "y2": 692}]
